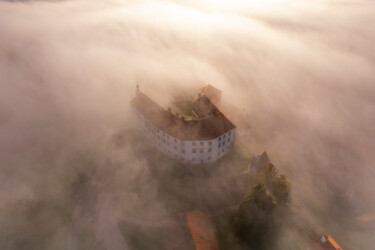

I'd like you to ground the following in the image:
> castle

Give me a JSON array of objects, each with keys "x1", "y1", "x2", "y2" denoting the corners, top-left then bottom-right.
[{"x1": 131, "y1": 84, "x2": 249, "y2": 164}]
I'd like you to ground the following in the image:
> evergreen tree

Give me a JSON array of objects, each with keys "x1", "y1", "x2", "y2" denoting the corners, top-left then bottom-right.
[
  {"x1": 270, "y1": 174, "x2": 291, "y2": 205},
  {"x1": 264, "y1": 163, "x2": 277, "y2": 185},
  {"x1": 263, "y1": 163, "x2": 291, "y2": 205},
  {"x1": 234, "y1": 183, "x2": 276, "y2": 249}
]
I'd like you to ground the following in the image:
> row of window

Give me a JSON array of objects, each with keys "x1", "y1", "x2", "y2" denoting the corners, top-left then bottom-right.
[
  {"x1": 191, "y1": 141, "x2": 212, "y2": 146},
  {"x1": 191, "y1": 148, "x2": 212, "y2": 153},
  {"x1": 218, "y1": 131, "x2": 232, "y2": 141},
  {"x1": 218, "y1": 138, "x2": 231, "y2": 148},
  {"x1": 173, "y1": 146, "x2": 230, "y2": 163},
  {"x1": 150, "y1": 134, "x2": 231, "y2": 154},
  {"x1": 139, "y1": 112, "x2": 234, "y2": 158},
  {"x1": 178, "y1": 156, "x2": 212, "y2": 164},
  {"x1": 144, "y1": 121, "x2": 214, "y2": 147}
]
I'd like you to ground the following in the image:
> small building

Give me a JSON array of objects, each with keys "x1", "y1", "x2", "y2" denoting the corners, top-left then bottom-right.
[
  {"x1": 131, "y1": 84, "x2": 236, "y2": 164},
  {"x1": 249, "y1": 151, "x2": 270, "y2": 172},
  {"x1": 307, "y1": 235, "x2": 343, "y2": 250}
]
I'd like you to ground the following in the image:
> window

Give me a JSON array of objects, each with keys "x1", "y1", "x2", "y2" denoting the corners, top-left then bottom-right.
[
  {"x1": 223, "y1": 141, "x2": 225, "y2": 145},
  {"x1": 219, "y1": 137, "x2": 222, "y2": 141},
  {"x1": 181, "y1": 149, "x2": 185, "y2": 153},
  {"x1": 200, "y1": 142, "x2": 204, "y2": 146},
  {"x1": 200, "y1": 149, "x2": 204, "y2": 153},
  {"x1": 229, "y1": 131, "x2": 231, "y2": 136},
  {"x1": 208, "y1": 148, "x2": 212, "y2": 152},
  {"x1": 208, "y1": 157, "x2": 211, "y2": 160},
  {"x1": 174, "y1": 139, "x2": 177, "y2": 143},
  {"x1": 208, "y1": 141, "x2": 212, "y2": 146},
  {"x1": 228, "y1": 139, "x2": 230, "y2": 142},
  {"x1": 181, "y1": 141, "x2": 185, "y2": 146},
  {"x1": 192, "y1": 157, "x2": 196, "y2": 162},
  {"x1": 192, "y1": 142, "x2": 196, "y2": 146},
  {"x1": 224, "y1": 134, "x2": 226, "y2": 138},
  {"x1": 218, "y1": 143, "x2": 221, "y2": 148},
  {"x1": 174, "y1": 146, "x2": 177, "y2": 150},
  {"x1": 192, "y1": 149, "x2": 196, "y2": 153}
]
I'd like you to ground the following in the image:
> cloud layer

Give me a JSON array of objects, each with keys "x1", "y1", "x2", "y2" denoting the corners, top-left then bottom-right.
[{"x1": 0, "y1": 0, "x2": 374, "y2": 249}]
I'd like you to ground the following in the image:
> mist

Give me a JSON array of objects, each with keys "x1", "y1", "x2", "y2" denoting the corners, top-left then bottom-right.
[{"x1": 0, "y1": 0, "x2": 374, "y2": 249}]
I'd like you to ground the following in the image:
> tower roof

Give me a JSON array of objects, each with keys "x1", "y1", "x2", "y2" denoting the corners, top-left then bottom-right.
[
  {"x1": 193, "y1": 84, "x2": 222, "y2": 106},
  {"x1": 250, "y1": 151, "x2": 271, "y2": 172}
]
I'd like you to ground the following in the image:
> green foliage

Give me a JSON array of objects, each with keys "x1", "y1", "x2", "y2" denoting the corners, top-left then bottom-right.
[
  {"x1": 270, "y1": 174, "x2": 291, "y2": 205},
  {"x1": 173, "y1": 101, "x2": 193, "y2": 117},
  {"x1": 230, "y1": 162, "x2": 292, "y2": 249},
  {"x1": 239, "y1": 184, "x2": 276, "y2": 212},
  {"x1": 215, "y1": 213, "x2": 247, "y2": 250},
  {"x1": 264, "y1": 163, "x2": 291, "y2": 206},
  {"x1": 234, "y1": 184, "x2": 276, "y2": 249},
  {"x1": 264, "y1": 163, "x2": 277, "y2": 185}
]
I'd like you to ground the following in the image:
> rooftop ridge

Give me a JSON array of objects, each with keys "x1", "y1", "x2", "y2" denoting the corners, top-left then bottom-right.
[{"x1": 130, "y1": 88, "x2": 235, "y2": 141}]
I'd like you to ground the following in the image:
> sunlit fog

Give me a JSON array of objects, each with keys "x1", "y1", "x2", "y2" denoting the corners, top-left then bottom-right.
[{"x1": 0, "y1": 0, "x2": 374, "y2": 249}]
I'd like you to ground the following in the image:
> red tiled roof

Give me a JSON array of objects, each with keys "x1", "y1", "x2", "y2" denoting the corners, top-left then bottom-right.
[
  {"x1": 193, "y1": 85, "x2": 222, "y2": 106},
  {"x1": 309, "y1": 235, "x2": 343, "y2": 250},
  {"x1": 131, "y1": 90, "x2": 235, "y2": 141},
  {"x1": 186, "y1": 210, "x2": 219, "y2": 250},
  {"x1": 163, "y1": 214, "x2": 195, "y2": 250}
]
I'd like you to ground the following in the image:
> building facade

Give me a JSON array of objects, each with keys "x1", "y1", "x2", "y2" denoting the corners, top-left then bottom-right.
[
  {"x1": 133, "y1": 108, "x2": 235, "y2": 164},
  {"x1": 131, "y1": 85, "x2": 236, "y2": 164}
]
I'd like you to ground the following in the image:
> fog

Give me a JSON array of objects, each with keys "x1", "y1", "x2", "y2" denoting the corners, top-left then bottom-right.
[{"x1": 0, "y1": 0, "x2": 374, "y2": 249}]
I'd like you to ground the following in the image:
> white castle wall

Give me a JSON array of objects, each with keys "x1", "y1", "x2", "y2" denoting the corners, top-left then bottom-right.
[{"x1": 133, "y1": 109, "x2": 235, "y2": 164}]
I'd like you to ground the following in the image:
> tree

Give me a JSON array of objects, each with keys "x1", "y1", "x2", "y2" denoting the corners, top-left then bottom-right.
[
  {"x1": 234, "y1": 183, "x2": 276, "y2": 249},
  {"x1": 264, "y1": 163, "x2": 277, "y2": 186},
  {"x1": 263, "y1": 163, "x2": 291, "y2": 206},
  {"x1": 270, "y1": 174, "x2": 291, "y2": 205}
]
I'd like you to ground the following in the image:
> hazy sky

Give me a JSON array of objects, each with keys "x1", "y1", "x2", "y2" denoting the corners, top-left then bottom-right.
[{"x1": 0, "y1": 0, "x2": 374, "y2": 249}]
